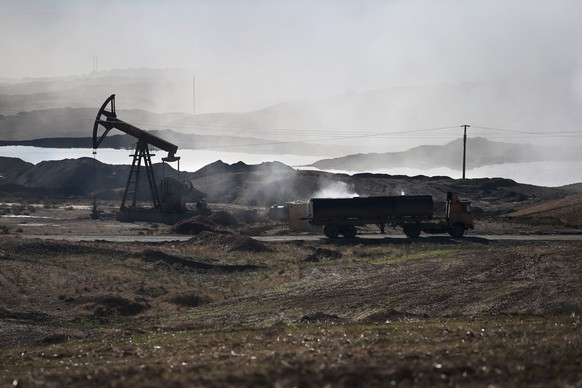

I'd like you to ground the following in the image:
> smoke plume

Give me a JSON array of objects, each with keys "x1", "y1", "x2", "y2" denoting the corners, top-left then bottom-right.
[{"x1": 313, "y1": 181, "x2": 358, "y2": 198}]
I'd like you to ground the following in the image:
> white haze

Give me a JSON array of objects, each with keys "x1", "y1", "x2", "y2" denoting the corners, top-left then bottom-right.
[{"x1": 2, "y1": 0, "x2": 582, "y2": 114}]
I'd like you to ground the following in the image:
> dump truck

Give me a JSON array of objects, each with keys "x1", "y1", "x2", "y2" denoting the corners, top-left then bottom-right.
[{"x1": 308, "y1": 192, "x2": 474, "y2": 238}]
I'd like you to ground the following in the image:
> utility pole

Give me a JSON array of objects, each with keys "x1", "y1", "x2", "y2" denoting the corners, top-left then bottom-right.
[
  {"x1": 461, "y1": 124, "x2": 470, "y2": 179},
  {"x1": 192, "y1": 76, "x2": 196, "y2": 116}
]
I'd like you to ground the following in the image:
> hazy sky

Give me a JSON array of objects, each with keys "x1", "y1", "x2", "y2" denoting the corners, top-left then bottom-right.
[{"x1": 1, "y1": 0, "x2": 582, "y2": 112}]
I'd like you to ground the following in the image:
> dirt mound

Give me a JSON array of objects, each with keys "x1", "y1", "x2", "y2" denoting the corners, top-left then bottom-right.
[
  {"x1": 190, "y1": 160, "x2": 253, "y2": 178},
  {"x1": 0, "y1": 308, "x2": 52, "y2": 322},
  {"x1": 189, "y1": 231, "x2": 274, "y2": 252},
  {"x1": 359, "y1": 309, "x2": 428, "y2": 323},
  {"x1": 70, "y1": 295, "x2": 148, "y2": 319},
  {"x1": 5, "y1": 239, "x2": 125, "y2": 257},
  {"x1": 4, "y1": 158, "x2": 97, "y2": 196},
  {"x1": 141, "y1": 249, "x2": 265, "y2": 272},
  {"x1": 190, "y1": 160, "x2": 293, "y2": 179},
  {"x1": 210, "y1": 210, "x2": 240, "y2": 226},
  {"x1": 168, "y1": 293, "x2": 213, "y2": 308},
  {"x1": 231, "y1": 209, "x2": 262, "y2": 224},
  {"x1": 0, "y1": 156, "x2": 33, "y2": 175},
  {"x1": 299, "y1": 312, "x2": 346, "y2": 323},
  {"x1": 305, "y1": 248, "x2": 343, "y2": 262},
  {"x1": 172, "y1": 215, "x2": 219, "y2": 235},
  {"x1": 141, "y1": 250, "x2": 214, "y2": 269}
]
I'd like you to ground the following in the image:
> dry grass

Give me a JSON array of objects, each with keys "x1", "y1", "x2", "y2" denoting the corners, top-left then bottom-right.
[
  {"x1": 506, "y1": 193, "x2": 582, "y2": 228},
  {"x1": 1, "y1": 316, "x2": 580, "y2": 387},
  {"x1": 1, "y1": 233, "x2": 582, "y2": 386}
]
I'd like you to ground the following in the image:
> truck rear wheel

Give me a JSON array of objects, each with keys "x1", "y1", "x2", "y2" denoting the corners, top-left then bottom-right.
[
  {"x1": 323, "y1": 224, "x2": 340, "y2": 238},
  {"x1": 403, "y1": 223, "x2": 421, "y2": 238},
  {"x1": 449, "y1": 223, "x2": 465, "y2": 238},
  {"x1": 341, "y1": 225, "x2": 357, "y2": 238}
]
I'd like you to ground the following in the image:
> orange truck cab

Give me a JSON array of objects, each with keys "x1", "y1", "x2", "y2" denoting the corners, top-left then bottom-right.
[{"x1": 445, "y1": 191, "x2": 474, "y2": 237}]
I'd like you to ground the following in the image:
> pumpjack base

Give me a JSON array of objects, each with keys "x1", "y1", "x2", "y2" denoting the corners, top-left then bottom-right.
[{"x1": 115, "y1": 208, "x2": 210, "y2": 225}]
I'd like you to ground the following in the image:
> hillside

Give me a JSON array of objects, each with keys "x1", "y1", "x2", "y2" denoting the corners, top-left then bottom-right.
[
  {"x1": 0, "y1": 156, "x2": 577, "y2": 218},
  {"x1": 308, "y1": 137, "x2": 581, "y2": 171},
  {"x1": 0, "y1": 157, "x2": 32, "y2": 177},
  {"x1": 505, "y1": 193, "x2": 582, "y2": 227}
]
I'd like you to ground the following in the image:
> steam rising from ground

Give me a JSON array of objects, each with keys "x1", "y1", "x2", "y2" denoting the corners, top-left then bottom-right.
[{"x1": 313, "y1": 181, "x2": 358, "y2": 198}]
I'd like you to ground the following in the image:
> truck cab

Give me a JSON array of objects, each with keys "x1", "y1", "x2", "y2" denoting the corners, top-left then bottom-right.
[{"x1": 446, "y1": 191, "x2": 474, "y2": 237}]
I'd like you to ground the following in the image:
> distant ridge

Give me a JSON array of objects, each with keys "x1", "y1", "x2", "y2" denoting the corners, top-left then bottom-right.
[{"x1": 308, "y1": 137, "x2": 582, "y2": 171}]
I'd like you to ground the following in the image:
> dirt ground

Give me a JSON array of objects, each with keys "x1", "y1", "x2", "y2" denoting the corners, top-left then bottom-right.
[{"x1": 1, "y1": 203, "x2": 581, "y2": 386}]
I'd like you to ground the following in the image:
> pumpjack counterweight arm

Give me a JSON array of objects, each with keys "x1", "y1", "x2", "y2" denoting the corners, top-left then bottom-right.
[{"x1": 93, "y1": 94, "x2": 179, "y2": 159}]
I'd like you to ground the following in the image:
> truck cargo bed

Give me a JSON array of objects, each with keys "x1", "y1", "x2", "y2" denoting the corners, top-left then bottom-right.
[{"x1": 310, "y1": 195, "x2": 434, "y2": 224}]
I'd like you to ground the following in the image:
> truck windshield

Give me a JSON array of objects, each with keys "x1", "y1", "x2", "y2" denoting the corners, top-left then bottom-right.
[{"x1": 461, "y1": 203, "x2": 471, "y2": 213}]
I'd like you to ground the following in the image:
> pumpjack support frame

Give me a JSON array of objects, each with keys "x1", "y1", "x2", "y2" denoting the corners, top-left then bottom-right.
[{"x1": 124, "y1": 140, "x2": 160, "y2": 210}]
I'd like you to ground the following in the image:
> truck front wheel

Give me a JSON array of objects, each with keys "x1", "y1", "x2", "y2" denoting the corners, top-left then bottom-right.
[
  {"x1": 323, "y1": 224, "x2": 340, "y2": 238},
  {"x1": 449, "y1": 223, "x2": 465, "y2": 238},
  {"x1": 341, "y1": 225, "x2": 357, "y2": 238}
]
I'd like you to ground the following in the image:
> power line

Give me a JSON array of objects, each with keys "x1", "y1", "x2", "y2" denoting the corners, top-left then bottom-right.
[
  {"x1": 472, "y1": 125, "x2": 582, "y2": 138},
  {"x1": 120, "y1": 119, "x2": 582, "y2": 141},
  {"x1": 188, "y1": 126, "x2": 461, "y2": 150},
  {"x1": 461, "y1": 124, "x2": 470, "y2": 179},
  {"x1": 31, "y1": 112, "x2": 582, "y2": 150},
  {"x1": 54, "y1": 111, "x2": 582, "y2": 138},
  {"x1": 126, "y1": 118, "x2": 460, "y2": 137}
]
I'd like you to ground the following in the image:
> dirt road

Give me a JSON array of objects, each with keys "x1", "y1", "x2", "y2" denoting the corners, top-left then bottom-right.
[{"x1": 16, "y1": 233, "x2": 582, "y2": 243}]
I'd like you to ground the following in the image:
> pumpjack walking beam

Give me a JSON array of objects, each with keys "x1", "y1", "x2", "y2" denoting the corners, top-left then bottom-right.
[
  {"x1": 92, "y1": 94, "x2": 180, "y2": 210},
  {"x1": 93, "y1": 95, "x2": 179, "y2": 158}
]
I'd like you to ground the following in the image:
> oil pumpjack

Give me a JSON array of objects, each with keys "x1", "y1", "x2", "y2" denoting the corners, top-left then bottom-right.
[{"x1": 92, "y1": 94, "x2": 207, "y2": 224}]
